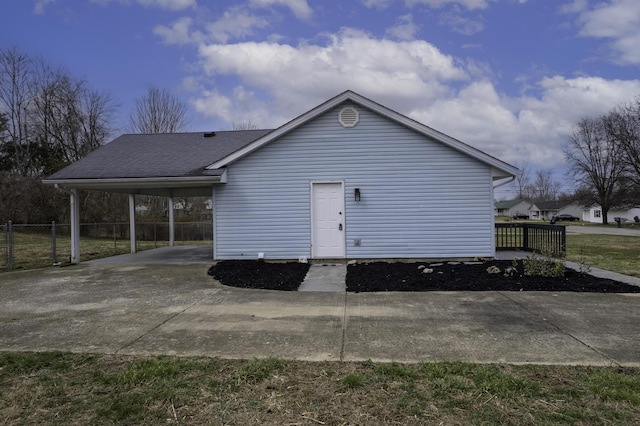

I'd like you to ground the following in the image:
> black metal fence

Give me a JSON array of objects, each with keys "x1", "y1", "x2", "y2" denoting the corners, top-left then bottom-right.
[
  {"x1": 495, "y1": 223, "x2": 566, "y2": 256},
  {"x1": 1, "y1": 221, "x2": 212, "y2": 270}
]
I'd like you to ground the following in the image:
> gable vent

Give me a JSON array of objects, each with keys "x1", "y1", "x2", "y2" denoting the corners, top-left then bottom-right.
[{"x1": 338, "y1": 107, "x2": 359, "y2": 128}]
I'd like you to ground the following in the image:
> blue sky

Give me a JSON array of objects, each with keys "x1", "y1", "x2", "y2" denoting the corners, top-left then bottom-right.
[{"x1": 3, "y1": 0, "x2": 640, "y2": 196}]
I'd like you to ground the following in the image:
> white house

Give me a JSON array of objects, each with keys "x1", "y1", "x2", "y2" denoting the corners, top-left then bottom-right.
[
  {"x1": 582, "y1": 206, "x2": 640, "y2": 223},
  {"x1": 44, "y1": 91, "x2": 517, "y2": 262},
  {"x1": 535, "y1": 201, "x2": 583, "y2": 221},
  {"x1": 494, "y1": 199, "x2": 537, "y2": 219}
]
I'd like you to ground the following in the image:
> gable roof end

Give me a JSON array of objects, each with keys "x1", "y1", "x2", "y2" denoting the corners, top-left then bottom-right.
[{"x1": 206, "y1": 90, "x2": 518, "y2": 179}]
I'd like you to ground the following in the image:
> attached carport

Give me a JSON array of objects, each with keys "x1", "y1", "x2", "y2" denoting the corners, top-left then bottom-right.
[
  {"x1": 44, "y1": 175, "x2": 222, "y2": 263},
  {"x1": 42, "y1": 130, "x2": 272, "y2": 263}
]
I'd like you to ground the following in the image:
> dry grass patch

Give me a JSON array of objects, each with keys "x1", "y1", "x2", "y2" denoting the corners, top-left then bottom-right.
[
  {"x1": 1, "y1": 352, "x2": 639, "y2": 425},
  {"x1": 4, "y1": 231, "x2": 210, "y2": 270}
]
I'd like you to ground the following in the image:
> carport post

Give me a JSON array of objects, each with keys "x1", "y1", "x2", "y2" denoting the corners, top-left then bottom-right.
[
  {"x1": 70, "y1": 188, "x2": 80, "y2": 264},
  {"x1": 129, "y1": 194, "x2": 137, "y2": 254},
  {"x1": 168, "y1": 196, "x2": 175, "y2": 246}
]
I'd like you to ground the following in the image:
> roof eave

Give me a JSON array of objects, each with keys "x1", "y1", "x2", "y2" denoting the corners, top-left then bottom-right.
[
  {"x1": 206, "y1": 91, "x2": 357, "y2": 170},
  {"x1": 42, "y1": 174, "x2": 224, "y2": 191},
  {"x1": 206, "y1": 90, "x2": 518, "y2": 177}
]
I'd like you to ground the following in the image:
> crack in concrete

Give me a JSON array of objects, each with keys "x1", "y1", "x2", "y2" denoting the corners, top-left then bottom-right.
[
  {"x1": 340, "y1": 291, "x2": 348, "y2": 361},
  {"x1": 497, "y1": 291, "x2": 620, "y2": 366},
  {"x1": 115, "y1": 292, "x2": 214, "y2": 354}
]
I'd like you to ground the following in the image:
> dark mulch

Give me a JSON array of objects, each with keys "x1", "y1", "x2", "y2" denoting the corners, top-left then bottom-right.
[
  {"x1": 209, "y1": 259, "x2": 640, "y2": 293},
  {"x1": 208, "y1": 260, "x2": 311, "y2": 291},
  {"x1": 347, "y1": 260, "x2": 640, "y2": 293}
]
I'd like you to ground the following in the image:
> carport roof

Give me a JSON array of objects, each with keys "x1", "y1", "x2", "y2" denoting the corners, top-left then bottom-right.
[
  {"x1": 43, "y1": 129, "x2": 274, "y2": 196},
  {"x1": 45, "y1": 129, "x2": 273, "y2": 180}
]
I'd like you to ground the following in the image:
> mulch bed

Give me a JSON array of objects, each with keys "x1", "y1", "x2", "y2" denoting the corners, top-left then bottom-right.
[
  {"x1": 346, "y1": 260, "x2": 640, "y2": 293},
  {"x1": 208, "y1": 261, "x2": 310, "y2": 291},
  {"x1": 209, "y1": 260, "x2": 640, "y2": 293}
]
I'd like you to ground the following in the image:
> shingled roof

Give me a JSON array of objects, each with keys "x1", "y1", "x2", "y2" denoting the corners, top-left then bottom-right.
[{"x1": 46, "y1": 129, "x2": 272, "y2": 180}]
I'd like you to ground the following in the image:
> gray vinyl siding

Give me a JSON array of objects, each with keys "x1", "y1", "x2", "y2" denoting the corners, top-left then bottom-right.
[{"x1": 214, "y1": 102, "x2": 494, "y2": 260}]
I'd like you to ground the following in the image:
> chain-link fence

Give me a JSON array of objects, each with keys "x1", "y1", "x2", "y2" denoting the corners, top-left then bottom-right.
[
  {"x1": 1, "y1": 221, "x2": 13, "y2": 269},
  {"x1": 1, "y1": 221, "x2": 212, "y2": 271}
]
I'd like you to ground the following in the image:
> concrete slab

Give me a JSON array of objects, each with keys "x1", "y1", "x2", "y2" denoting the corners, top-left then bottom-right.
[
  {"x1": 343, "y1": 292, "x2": 610, "y2": 365},
  {"x1": 566, "y1": 225, "x2": 640, "y2": 237},
  {"x1": 298, "y1": 263, "x2": 346, "y2": 292},
  {"x1": 503, "y1": 291, "x2": 640, "y2": 365},
  {"x1": 86, "y1": 245, "x2": 213, "y2": 264},
  {"x1": 121, "y1": 288, "x2": 346, "y2": 361},
  {"x1": 0, "y1": 264, "x2": 214, "y2": 354},
  {"x1": 1, "y1": 260, "x2": 639, "y2": 366}
]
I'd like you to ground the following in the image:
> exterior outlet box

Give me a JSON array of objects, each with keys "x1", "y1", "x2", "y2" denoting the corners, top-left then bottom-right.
[
  {"x1": 354, "y1": 238, "x2": 361, "y2": 247},
  {"x1": 258, "y1": 252, "x2": 265, "y2": 259}
]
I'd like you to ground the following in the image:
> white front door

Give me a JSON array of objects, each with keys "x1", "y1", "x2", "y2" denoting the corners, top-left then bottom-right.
[{"x1": 311, "y1": 182, "x2": 345, "y2": 258}]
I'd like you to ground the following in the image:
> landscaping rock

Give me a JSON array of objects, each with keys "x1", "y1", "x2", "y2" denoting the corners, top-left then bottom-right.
[{"x1": 486, "y1": 265, "x2": 502, "y2": 274}]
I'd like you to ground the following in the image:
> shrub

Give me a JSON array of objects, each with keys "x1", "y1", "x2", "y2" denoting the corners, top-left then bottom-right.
[{"x1": 522, "y1": 246, "x2": 566, "y2": 278}]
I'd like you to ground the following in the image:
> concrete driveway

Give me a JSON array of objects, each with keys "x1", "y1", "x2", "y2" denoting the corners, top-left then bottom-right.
[
  {"x1": 566, "y1": 225, "x2": 640, "y2": 237},
  {"x1": 2, "y1": 253, "x2": 640, "y2": 366}
]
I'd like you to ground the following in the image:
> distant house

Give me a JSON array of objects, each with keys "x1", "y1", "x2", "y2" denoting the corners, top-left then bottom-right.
[
  {"x1": 535, "y1": 201, "x2": 583, "y2": 221},
  {"x1": 582, "y1": 206, "x2": 640, "y2": 223},
  {"x1": 495, "y1": 199, "x2": 537, "y2": 219},
  {"x1": 44, "y1": 90, "x2": 517, "y2": 263}
]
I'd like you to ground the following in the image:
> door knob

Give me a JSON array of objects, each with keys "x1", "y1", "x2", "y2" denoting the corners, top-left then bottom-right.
[{"x1": 339, "y1": 224, "x2": 343, "y2": 231}]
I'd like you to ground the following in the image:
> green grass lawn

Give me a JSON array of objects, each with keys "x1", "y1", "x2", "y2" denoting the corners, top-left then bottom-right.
[
  {"x1": 566, "y1": 234, "x2": 640, "y2": 278},
  {"x1": 1, "y1": 352, "x2": 639, "y2": 425}
]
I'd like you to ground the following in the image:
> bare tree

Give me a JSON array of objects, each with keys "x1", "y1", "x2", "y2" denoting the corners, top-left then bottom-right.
[
  {"x1": 30, "y1": 60, "x2": 116, "y2": 173},
  {"x1": 0, "y1": 47, "x2": 117, "y2": 223},
  {"x1": 609, "y1": 100, "x2": 640, "y2": 191},
  {"x1": 564, "y1": 114, "x2": 629, "y2": 224},
  {"x1": 0, "y1": 48, "x2": 116, "y2": 175},
  {"x1": 127, "y1": 86, "x2": 188, "y2": 133},
  {"x1": 512, "y1": 162, "x2": 531, "y2": 199},
  {"x1": 0, "y1": 47, "x2": 34, "y2": 175},
  {"x1": 531, "y1": 169, "x2": 562, "y2": 202},
  {"x1": 232, "y1": 121, "x2": 261, "y2": 130}
]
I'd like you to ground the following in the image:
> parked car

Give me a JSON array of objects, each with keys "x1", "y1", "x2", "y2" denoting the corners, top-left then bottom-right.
[
  {"x1": 511, "y1": 213, "x2": 529, "y2": 219},
  {"x1": 550, "y1": 214, "x2": 580, "y2": 223}
]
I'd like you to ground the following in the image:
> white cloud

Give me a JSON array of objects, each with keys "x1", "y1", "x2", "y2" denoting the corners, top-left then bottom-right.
[
  {"x1": 438, "y1": 6, "x2": 484, "y2": 34},
  {"x1": 385, "y1": 14, "x2": 419, "y2": 40},
  {"x1": 362, "y1": 0, "x2": 494, "y2": 10},
  {"x1": 154, "y1": 17, "x2": 196, "y2": 45},
  {"x1": 205, "y1": 7, "x2": 270, "y2": 43},
  {"x1": 360, "y1": 0, "x2": 395, "y2": 9},
  {"x1": 137, "y1": 0, "x2": 196, "y2": 9},
  {"x1": 90, "y1": 0, "x2": 196, "y2": 10},
  {"x1": 33, "y1": 0, "x2": 55, "y2": 15},
  {"x1": 568, "y1": 0, "x2": 640, "y2": 64},
  {"x1": 406, "y1": 0, "x2": 494, "y2": 10},
  {"x1": 155, "y1": 8, "x2": 271, "y2": 45},
  {"x1": 192, "y1": 28, "x2": 470, "y2": 131},
  {"x1": 192, "y1": 88, "x2": 233, "y2": 122},
  {"x1": 183, "y1": 26, "x2": 640, "y2": 170},
  {"x1": 416, "y1": 75, "x2": 640, "y2": 167},
  {"x1": 249, "y1": 0, "x2": 313, "y2": 20},
  {"x1": 559, "y1": 0, "x2": 588, "y2": 15}
]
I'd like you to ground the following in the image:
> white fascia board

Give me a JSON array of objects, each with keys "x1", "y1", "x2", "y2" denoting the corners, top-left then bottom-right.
[
  {"x1": 207, "y1": 90, "x2": 518, "y2": 177},
  {"x1": 43, "y1": 175, "x2": 223, "y2": 190},
  {"x1": 206, "y1": 91, "x2": 357, "y2": 170},
  {"x1": 364, "y1": 100, "x2": 519, "y2": 178}
]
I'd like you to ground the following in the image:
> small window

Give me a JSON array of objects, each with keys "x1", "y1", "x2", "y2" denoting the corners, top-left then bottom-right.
[{"x1": 594, "y1": 210, "x2": 601, "y2": 218}]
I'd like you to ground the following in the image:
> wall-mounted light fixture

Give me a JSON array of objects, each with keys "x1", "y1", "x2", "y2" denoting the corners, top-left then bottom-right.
[{"x1": 354, "y1": 188, "x2": 361, "y2": 202}]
